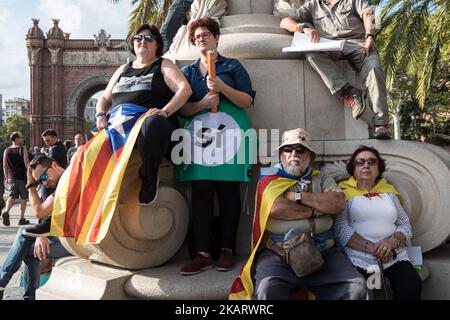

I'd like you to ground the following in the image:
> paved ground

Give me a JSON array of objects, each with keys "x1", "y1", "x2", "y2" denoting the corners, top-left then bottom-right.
[{"x1": 0, "y1": 201, "x2": 38, "y2": 300}]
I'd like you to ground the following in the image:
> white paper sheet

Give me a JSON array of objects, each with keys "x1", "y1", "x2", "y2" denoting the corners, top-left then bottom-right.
[
  {"x1": 406, "y1": 246, "x2": 423, "y2": 266},
  {"x1": 282, "y1": 32, "x2": 345, "y2": 53}
]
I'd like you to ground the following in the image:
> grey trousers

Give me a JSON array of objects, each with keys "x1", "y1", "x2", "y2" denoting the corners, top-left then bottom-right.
[
  {"x1": 305, "y1": 40, "x2": 389, "y2": 126},
  {"x1": 253, "y1": 247, "x2": 369, "y2": 300}
]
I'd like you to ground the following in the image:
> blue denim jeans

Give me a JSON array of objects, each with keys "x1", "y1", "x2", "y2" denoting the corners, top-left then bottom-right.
[
  {"x1": 0, "y1": 227, "x2": 71, "y2": 300},
  {"x1": 160, "y1": 0, "x2": 193, "y2": 53}
]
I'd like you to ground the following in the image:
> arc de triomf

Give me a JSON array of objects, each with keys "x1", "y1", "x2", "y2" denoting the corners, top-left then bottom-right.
[{"x1": 26, "y1": 18, "x2": 131, "y2": 147}]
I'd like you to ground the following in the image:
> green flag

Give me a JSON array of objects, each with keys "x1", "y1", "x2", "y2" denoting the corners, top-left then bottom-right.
[{"x1": 176, "y1": 100, "x2": 255, "y2": 182}]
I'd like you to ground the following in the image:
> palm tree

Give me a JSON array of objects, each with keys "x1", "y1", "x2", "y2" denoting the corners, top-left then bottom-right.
[
  {"x1": 373, "y1": 0, "x2": 450, "y2": 107},
  {"x1": 108, "y1": 0, "x2": 174, "y2": 39}
]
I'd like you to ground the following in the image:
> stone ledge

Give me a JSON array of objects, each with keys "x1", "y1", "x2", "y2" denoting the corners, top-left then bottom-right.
[
  {"x1": 124, "y1": 257, "x2": 246, "y2": 300},
  {"x1": 422, "y1": 244, "x2": 450, "y2": 300}
]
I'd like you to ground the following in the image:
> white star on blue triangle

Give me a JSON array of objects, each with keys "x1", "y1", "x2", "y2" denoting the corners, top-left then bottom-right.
[{"x1": 105, "y1": 104, "x2": 147, "y2": 152}]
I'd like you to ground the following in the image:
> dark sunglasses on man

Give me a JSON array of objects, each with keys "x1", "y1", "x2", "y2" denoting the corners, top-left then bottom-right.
[
  {"x1": 281, "y1": 145, "x2": 306, "y2": 154},
  {"x1": 38, "y1": 163, "x2": 52, "y2": 184},
  {"x1": 133, "y1": 34, "x2": 155, "y2": 42}
]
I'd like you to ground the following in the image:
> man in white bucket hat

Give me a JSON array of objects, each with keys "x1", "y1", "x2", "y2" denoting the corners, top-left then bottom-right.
[{"x1": 229, "y1": 128, "x2": 368, "y2": 300}]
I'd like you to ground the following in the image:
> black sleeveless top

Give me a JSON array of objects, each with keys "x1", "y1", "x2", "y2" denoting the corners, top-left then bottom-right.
[
  {"x1": 111, "y1": 58, "x2": 177, "y2": 125},
  {"x1": 4, "y1": 146, "x2": 26, "y2": 180}
]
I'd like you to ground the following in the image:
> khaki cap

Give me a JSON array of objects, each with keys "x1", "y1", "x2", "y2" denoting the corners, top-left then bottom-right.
[{"x1": 276, "y1": 128, "x2": 317, "y2": 159}]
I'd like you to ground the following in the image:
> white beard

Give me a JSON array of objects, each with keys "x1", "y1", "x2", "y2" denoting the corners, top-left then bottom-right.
[{"x1": 281, "y1": 157, "x2": 303, "y2": 177}]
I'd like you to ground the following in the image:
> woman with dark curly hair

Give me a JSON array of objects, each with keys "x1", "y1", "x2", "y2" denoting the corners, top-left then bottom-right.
[
  {"x1": 177, "y1": 17, "x2": 256, "y2": 276},
  {"x1": 95, "y1": 24, "x2": 191, "y2": 205},
  {"x1": 334, "y1": 145, "x2": 422, "y2": 299}
]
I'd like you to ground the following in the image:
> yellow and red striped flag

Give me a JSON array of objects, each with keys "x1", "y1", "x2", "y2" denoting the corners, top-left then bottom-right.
[
  {"x1": 50, "y1": 104, "x2": 156, "y2": 245},
  {"x1": 228, "y1": 167, "x2": 318, "y2": 300}
]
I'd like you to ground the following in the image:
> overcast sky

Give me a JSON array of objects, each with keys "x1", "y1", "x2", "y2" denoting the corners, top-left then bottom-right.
[{"x1": 0, "y1": 0, "x2": 132, "y2": 103}]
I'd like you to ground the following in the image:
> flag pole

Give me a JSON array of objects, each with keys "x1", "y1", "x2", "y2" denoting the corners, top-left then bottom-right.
[{"x1": 207, "y1": 48, "x2": 218, "y2": 113}]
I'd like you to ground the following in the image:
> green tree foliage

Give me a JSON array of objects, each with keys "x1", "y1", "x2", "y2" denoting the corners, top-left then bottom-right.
[
  {"x1": 373, "y1": 0, "x2": 450, "y2": 108},
  {"x1": 108, "y1": 0, "x2": 174, "y2": 39},
  {"x1": 0, "y1": 115, "x2": 31, "y2": 148}
]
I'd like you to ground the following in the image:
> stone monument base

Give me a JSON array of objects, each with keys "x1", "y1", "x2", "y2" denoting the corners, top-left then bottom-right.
[
  {"x1": 38, "y1": 252, "x2": 436, "y2": 300},
  {"x1": 36, "y1": 255, "x2": 243, "y2": 300},
  {"x1": 422, "y1": 244, "x2": 450, "y2": 300}
]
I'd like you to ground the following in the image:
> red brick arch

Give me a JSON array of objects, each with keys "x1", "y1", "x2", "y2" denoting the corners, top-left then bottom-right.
[{"x1": 26, "y1": 19, "x2": 131, "y2": 147}]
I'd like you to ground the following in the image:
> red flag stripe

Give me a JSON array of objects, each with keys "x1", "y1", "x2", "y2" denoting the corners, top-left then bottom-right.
[
  {"x1": 87, "y1": 147, "x2": 124, "y2": 243},
  {"x1": 229, "y1": 277, "x2": 245, "y2": 294},
  {"x1": 252, "y1": 175, "x2": 280, "y2": 247},
  {"x1": 62, "y1": 138, "x2": 96, "y2": 236},
  {"x1": 68, "y1": 137, "x2": 113, "y2": 236}
]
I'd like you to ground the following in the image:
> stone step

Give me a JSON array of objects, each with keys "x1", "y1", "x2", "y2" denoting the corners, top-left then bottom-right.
[
  {"x1": 422, "y1": 244, "x2": 450, "y2": 300},
  {"x1": 36, "y1": 256, "x2": 245, "y2": 300},
  {"x1": 125, "y1": 257, "x2": 245, "y2": 300},
  {"x1": 36, "y1": 257, "x2": 134, "y2": 300}
]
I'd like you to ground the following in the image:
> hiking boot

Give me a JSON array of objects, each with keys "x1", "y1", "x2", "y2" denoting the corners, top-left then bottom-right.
[
  {"x1": 339, "y1": 86, "x2": 366, "y2": 120},
  {"x1": 18, "y1": 218, "x2": 30, "y2": 226},
  {"x1": 373, "y1": 126, "x2": 391, "y2": 140},
  {"x1": 2, "y1": 211, "x2": 10, "y2": 226},
  {"x1": 22, "y1": 216, "x2": 51, "y2": 237},
  {"x1": 217, "y1": 249, "x2": 235, "y2": 272},
  {"x1": 139, "y1": 176, "x2": 159, "y2": 206},
  {"x1": 180, "y1": 254, "x2": 213, "y2": 276}
]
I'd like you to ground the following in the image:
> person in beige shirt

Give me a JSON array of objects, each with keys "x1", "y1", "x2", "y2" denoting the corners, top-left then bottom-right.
[{"x1": 281, "y1": 0, "x2": 390, "y2": 139}]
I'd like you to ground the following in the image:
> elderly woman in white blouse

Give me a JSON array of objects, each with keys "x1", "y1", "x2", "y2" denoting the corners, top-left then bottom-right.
[{"x1": 334, "y1": 145, "x2": 421, "y2": 300}]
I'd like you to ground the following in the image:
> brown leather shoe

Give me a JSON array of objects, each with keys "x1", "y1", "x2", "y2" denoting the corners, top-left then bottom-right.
[
  {"x1": 217, "y1": 249, "x2": 235, "y2": 272},
  {"x1": 180, "y1": 254, "x2": 213, "y2": 276}
]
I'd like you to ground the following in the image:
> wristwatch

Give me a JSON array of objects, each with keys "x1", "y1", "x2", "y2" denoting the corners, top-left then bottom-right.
[
  {"x1": 26, "y1": 182, "x2": 38, "y2": 190},
  {"x1": 295, "y1": 191, "x2": 302, "y2": 204},
  {"x1": 296, "y1": 23, "x2": 310, "y2": 32}
]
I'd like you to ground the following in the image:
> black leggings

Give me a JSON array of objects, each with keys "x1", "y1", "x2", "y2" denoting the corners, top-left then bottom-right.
[
  {"x1": 136, "y1": 115, "x2": 176, "y2": 185},
  {"x1": 190, "y1": 180, "x2": 241, "y2": 253},
  {"x1": 358, "y1": 260, "x2": 422, "y2": 300}
]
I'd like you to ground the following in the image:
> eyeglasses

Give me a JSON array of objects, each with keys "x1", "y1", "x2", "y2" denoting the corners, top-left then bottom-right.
[
  {"x1": 354, "y1": 158, "x2": 378, "y2": 167},
  {"x1": 133, "y1": 34, "x2": 155, "y2": 42},
  {"x1": 194, "y1": 31, "x2": 211, "y2": 41},
  {"x1": 281, "y1": 145, "x2": 306, "y2": 154},
  {"x1": 38, "y1": 163, "x2": 52, "y2": 184}
]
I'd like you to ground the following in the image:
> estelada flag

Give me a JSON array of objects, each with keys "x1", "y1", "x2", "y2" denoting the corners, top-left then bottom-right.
[
  {"x1": 228, "y1": 167, "x2": 318, "y2": 300},
  {"x1": 339, "y1": 176, "x2": 402, "y2": 202},
  {"x1": 50, "y1": 104, "x2": 156, "y2": 245}
]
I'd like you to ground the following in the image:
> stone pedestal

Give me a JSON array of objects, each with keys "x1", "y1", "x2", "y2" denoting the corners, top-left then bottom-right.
[
  {"x1": 422, "y1": 244, "x2": 450, "y2": 300},
  {"x1": 36, "y1": 257, "x2": 133, "y2": 300},
  {"x1": 37, "y1": 0, "x2": 450, "y2": 300}
]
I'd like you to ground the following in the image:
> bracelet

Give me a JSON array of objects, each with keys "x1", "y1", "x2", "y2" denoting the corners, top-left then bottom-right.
[
  {"x1": 365, "y1": 33, "x2": 375, "y2": 39},
  {"x1": 391, "y1": 234, "x2": 402, "y2": 249},
  {"x1": 161, "y1": 109, "x2": 170, "y2": 117},
  {"x1": 95, "y1": 111, "x2": 107, "y2": 118}
]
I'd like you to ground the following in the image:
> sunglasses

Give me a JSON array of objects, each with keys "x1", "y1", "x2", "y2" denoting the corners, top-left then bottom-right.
[
  {"x1": 354, "y1": 158, "x2": 378, "y2": 167},
  {"x1": 194, "y1": 31, "x2": 211, "y2": 41},
  {"x1": 281, "y1": 145, "x2": 306, "y2": 154},
  {"x1": 38, "y1": 163, "x2": 52, "y2": 184},
  {"x1": 133, "y1": 34, "x2": 155, "y2": 42}
]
